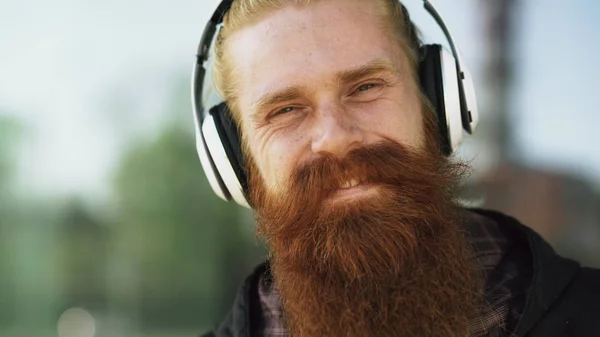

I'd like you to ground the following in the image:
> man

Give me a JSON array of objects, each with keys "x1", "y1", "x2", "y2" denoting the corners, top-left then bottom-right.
[{"x1": 193, "y1": 0, "x2": 600, "y2": 336}]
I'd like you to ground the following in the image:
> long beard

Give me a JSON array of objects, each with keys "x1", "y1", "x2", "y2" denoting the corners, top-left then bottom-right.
[{"x1": 248, "y1": 134, "x2": 484, "y2": 337}]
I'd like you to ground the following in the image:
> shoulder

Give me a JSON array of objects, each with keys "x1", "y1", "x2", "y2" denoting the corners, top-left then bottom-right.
[
  {"x1": 468, "y1": 208, "x2": 600, "y2": 335},
  {"x1": 533, "y1": 266, "x2": 600, "y2": 336},
  {"x1": 569, "y1": 267, "x2": 600, "y2": 313}
]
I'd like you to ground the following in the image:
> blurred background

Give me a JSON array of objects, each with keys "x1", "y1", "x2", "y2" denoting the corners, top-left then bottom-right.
[{"x1": 0, "y1": 0, "x2": 598, "y2": 336}]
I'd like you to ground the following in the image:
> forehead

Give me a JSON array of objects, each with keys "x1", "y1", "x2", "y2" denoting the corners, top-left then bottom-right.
[{"x1": 226, "y1": 0, "x2": 407, "y2": 113}]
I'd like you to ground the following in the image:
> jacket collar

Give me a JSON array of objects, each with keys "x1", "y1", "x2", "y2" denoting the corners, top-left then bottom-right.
[
  {"x1": 214, "y1": 262, "x2": 267, "y2": 337},
  {"x1": 471, "y1": 209, "x2": 581, "y2": 336}
]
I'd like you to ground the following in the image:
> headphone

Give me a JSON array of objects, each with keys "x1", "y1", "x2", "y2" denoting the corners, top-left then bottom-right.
[{"x1": 192, "y1": 0, "x2": 479, "y2": 209}]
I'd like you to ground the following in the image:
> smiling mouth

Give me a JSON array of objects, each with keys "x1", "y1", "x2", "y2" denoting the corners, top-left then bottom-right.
[
  {"x1": 329, "y1": 179, "x2": 379, "y2": 202},
  {"x1": 340, "y1": 178, "x2": 360, "y2": 189}
]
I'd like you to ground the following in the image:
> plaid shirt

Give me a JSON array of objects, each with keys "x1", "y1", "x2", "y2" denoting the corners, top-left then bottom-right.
[{"x1": 253, "y1": 211, "x2": 531, "y2": 337}]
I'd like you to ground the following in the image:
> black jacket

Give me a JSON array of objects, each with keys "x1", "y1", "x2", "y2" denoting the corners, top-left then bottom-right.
[{"x1": 201, "y1": 209, "x2": 600, "y2": 337}]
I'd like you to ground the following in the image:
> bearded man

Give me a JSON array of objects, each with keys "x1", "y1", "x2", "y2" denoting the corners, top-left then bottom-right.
[{"x1": 192, "y1": 0, "x2": 600, "y2": 336}]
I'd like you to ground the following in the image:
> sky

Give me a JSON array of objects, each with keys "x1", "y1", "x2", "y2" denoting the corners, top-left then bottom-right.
[{"x1": 0, "y1": 0, "x2": 599, "y2": 199}]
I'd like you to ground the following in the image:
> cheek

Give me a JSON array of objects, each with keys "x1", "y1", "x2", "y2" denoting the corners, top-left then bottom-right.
[
  {"x1": 354, "y1": 98, "x2": 424, "y2": 147},
  {"x1": 251, "y1": 133, "x2": 307, "y2": 191}
]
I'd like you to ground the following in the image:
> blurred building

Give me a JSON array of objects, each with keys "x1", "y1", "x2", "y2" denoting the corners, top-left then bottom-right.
[
  {"x1": 474, "y1": 162, "x2": 600, "y2": 267},
  {"x1": 470, "y1": 0, "x2": 600, "y2": 267}
]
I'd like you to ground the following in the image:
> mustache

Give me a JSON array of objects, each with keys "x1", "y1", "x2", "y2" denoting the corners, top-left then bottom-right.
[{"x1": 288, "y1": 139, "x2": 462, "y2": 201}]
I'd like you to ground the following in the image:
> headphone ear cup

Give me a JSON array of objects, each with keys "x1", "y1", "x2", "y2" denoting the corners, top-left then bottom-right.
[
  {"x1": 201, "y1": 102, "x2": 250, "y2": 208},
  {"x1": 419, "y1": 44, "x2": 451, "y2": 155},
  {"x1": 195, "y1": 123, "x2": 231, "y2": 201},
  {"x1": 419, "y1": 44, "x2": 463, "y2": 154},
  {"x1": 192, "y1": 65, "x2": 232, "y2": 203},
  {"x1": 210, "y1": 102, "x2": 248, "y2": 186},
  {"x1": 209, "y1": 102, "x2": 248, "y2": 193}
]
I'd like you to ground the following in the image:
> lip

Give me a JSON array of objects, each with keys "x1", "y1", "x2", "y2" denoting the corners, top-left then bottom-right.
[{"x1": 328, "y1": 183, "x2": 379, "y2": 202}]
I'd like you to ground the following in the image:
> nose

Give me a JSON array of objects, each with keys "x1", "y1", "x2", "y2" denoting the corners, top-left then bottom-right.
[{"x1": 311, "y1": 102, "x2": 364, "y2": 157}]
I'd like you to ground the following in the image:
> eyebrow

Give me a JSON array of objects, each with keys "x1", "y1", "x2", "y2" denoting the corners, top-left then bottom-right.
[
  {"x1": 251, "y1": 86, "x2": 306, "y2": 119},
  {"x1": 335, "y1": 59, "x2": 399, "y2": 86},
  {"x1": 251, "y1": 59, "x2": 398, "y2": 117}
]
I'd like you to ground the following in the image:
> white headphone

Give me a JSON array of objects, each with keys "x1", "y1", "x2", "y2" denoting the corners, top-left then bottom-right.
[{"x1": 191, "y1": 0, "x2": 479, "y2": 209}]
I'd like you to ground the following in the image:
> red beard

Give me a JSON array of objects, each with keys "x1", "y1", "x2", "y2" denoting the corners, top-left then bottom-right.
[{"x1": 248, "y1": 130, "x2": 484, "y2": 336}]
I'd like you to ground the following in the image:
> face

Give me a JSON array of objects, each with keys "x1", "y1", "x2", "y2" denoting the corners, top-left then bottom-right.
[{"x1": 227, "y1": 0, "x2": 425, "y2": 193}]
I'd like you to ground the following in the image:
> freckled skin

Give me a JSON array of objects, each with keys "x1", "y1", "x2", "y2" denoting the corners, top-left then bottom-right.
[{"x1": 227, "y1": 0, "x2": 424, "y2": 192}]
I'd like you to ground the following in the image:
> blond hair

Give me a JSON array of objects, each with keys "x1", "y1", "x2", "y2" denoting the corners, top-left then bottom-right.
[{"x1": 212, "y1": 0, "x2": 422, "y2": 120}]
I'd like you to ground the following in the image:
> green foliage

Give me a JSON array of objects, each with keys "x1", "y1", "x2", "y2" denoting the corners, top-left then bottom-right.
[
  {"x1": 112, "y1": 123, "x2": 264, "y2": 328},
  {"x1": 0, "y1": 114, "x2": 22, "y2": 326},
  {"x1": 56, "y1": 198, "x2": 110, "y2": 309},
  {"x1": 0, "y1": 82, "x2": 266, "y2": 334},
  {"x1": 0, "y1": 114, "x2": 21, "y2": 185}
]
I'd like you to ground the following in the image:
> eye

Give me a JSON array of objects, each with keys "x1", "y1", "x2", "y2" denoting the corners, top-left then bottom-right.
[
  {"x1": 279, "y1": 106, "x2": 295, "y2": 114},
  {"x1": 270, "y1": 106, "x2": 296, "y2": 118},
  {"x1": 356, "y1": 83, "x2": 377, "y2": 92}
]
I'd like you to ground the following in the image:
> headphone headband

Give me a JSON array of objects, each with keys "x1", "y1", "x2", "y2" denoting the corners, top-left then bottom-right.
[{"x1": 197, "y1": 0, "x2": 232, "y2": 60}]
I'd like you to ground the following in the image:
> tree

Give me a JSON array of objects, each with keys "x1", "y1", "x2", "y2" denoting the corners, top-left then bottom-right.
[
  {"x1": 0, "y1": 114, "x2": 22, "y2": 327},
  {"x1": 111, "y1": 120, "x2": 264, "y2": 329}
]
